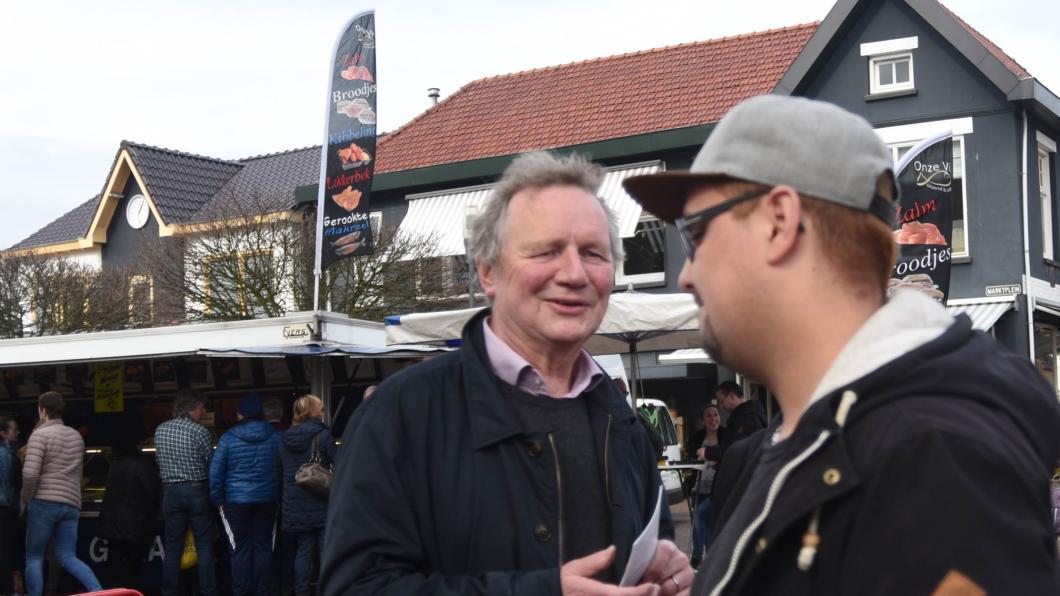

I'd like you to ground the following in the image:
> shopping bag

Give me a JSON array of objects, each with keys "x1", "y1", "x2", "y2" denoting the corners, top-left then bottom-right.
[{"x1": 180, "y1": 529, "x2": 197, "y2": 570}]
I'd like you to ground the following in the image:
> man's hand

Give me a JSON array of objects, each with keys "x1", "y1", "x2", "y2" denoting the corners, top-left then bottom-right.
[
  {"x1": 561, "y1": 546, "x2": 660, "y2": 596},
  {"x1": 640, "y1": 540, "x2": 693, "y2": 596}
]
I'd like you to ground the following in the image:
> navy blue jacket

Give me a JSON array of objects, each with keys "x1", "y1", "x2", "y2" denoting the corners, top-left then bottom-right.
[
  {"x1": 209, "y1": 419, "x2": 281, "y2": 506},
  {"x1": 279, "y1": 420, "x2": 336, "y2": 531},
  {"x1": 320, "y1": 309, "x2": 673, "y2": 595},
  {"x1": 0, "y1": 443, "x2": 18, "y2": 508}
]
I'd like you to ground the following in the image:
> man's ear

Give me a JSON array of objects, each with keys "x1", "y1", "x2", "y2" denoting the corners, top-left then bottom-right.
[
  {"x1": 761, "y1": 185, "x2": 803, "y2": 265},
  {"x1": 475, "y1": 259, "x2": 498, "y2": 301}
]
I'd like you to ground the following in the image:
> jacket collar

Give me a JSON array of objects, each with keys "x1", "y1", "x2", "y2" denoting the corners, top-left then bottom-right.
[{"x1": 460, "y1": 308, "x2": 633, "y2": 449}]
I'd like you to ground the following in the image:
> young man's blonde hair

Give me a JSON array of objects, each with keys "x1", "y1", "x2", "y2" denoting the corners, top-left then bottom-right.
[
  {"x1": 293, "y1": 394, "x2": 324, "y2": 425},
  {"x1": 725, "y1": 176, "x2": 896, "y2": 298}
]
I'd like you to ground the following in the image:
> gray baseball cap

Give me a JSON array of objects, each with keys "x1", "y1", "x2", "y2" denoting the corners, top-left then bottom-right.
[{"x1": 623, "y1": 94, "x2": 897, "y2": 223}]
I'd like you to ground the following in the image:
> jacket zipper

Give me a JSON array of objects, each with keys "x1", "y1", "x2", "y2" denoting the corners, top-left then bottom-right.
[
  {"x1": 548, "y1": 433, "x2": 565, "y2": 565},
  {"x1": 709, "y1": 429, "x2": 833, "y2": 596},
  {"x1": 604, "y1": 415, "x2": 612, "y2": 503}
]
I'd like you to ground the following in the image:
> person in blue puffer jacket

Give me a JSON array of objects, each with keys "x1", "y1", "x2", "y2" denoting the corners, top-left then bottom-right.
[
  {"x1": 209, "y1": 394, "x2": 281, "y2": 596},
  {"x1": 279, "y1": 395, "x2": 336, "y2": 596}
]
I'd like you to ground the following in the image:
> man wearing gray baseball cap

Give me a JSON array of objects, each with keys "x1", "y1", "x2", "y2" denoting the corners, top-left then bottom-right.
[{"x1": 624, "y1": 94, "x2": 1060, "y2": 595}]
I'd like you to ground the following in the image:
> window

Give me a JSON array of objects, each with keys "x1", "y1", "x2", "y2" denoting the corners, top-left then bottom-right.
[
  {"x1": 861, "y1": 37, "x2": 918, "y2": 96},
  {"x1": 615, "y1": 216, "x2": 666, "y2": 287},
  {"x1": 416, "y1": 255, "x2": 472, "y2": 299},
  {"x1": 870, "y1": 54, "x2": 914, "y2": 94},
  {"x1": 887, "y1": 137, "x2": 969, "y2": 257},
  {"x1": 1039, "y1": 135, "x2": 1056, "y2": 260},
  {"x1": 128, "y1": 275, "x2": 153, "y2": 325},
  {"x1": 204, "y1": 250, "x2": 272, "y2": 317}
]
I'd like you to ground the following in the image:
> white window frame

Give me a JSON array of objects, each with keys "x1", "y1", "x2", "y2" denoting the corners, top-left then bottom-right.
[
  {"x1": 869, "y1": 52, "x2": 915, "y2": 95},
  {"x1": 1039, "y1": 136, "x2": 1056, "y2": 260},
  {"x1": 885, "y1": 136, "x2": 970, "y2": 258},
  {"x1": 615, "y1": 215, "x2": 666, "y2": 288},
  {"x1": 128, "y1": 274, "x2": 154, "y2": 323},
  {"x1": 861, "y1": 37, "x2": 918, "y2": 96}
]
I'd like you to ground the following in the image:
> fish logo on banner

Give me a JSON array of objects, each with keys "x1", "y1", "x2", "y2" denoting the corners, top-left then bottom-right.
[
  {"x1": 315, "y1": 10, "x2": 377, "y2": 272},
  {"x1": 888, "y1": 134, "x2": 957, "y2": 302}
]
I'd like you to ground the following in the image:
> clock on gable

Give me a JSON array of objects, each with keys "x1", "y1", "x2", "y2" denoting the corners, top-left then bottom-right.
[{"x1": 125, "y1": 194, "x2": 150, "y2": 229}]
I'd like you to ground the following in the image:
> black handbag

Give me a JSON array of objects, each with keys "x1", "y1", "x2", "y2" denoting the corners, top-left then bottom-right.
[{"x1": 295, "y1": 432, "x2": 332, "y2": 499}]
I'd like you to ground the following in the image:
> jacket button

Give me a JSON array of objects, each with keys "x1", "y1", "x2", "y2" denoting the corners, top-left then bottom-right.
[
  {"x1": 755, "y1": 537, "x2": 768, "y2": 553},
  {"x1": 823, "y1": 468, "x2": 841, "y2": 486},
  {"x1": 533, "y1": 524, "x2": 551, "y2": 542},
  {"x1": 527, "y1": 441, "x2": 543, "y2": 457}
]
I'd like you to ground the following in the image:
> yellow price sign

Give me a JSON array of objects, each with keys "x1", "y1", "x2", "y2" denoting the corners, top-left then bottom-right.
[{"x1": 93, "y1": 362, "x2": 124, "y2": 413}]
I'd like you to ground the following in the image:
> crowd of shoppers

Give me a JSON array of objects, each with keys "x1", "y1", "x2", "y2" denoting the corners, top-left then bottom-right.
[{"x1": 0, "y1": 388, "x2": 342, "y2": 596}]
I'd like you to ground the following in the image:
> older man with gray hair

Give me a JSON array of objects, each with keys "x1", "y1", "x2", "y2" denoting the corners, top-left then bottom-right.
[{"x1": 322, "y1": 152, "x2": 691, "y2": 596}]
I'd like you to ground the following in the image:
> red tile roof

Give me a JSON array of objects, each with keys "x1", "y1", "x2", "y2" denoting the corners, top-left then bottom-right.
[
  {"x1": 374, "y1": 23, "x2": 817, "y2": 174},
  {"x1": 941, "y1": 3, "x2": 1031, "y2": 80}
]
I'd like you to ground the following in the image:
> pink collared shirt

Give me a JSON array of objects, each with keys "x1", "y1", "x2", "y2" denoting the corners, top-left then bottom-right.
[{"x1": 482, "y1": 318, "x2": 604, "y2": 398}]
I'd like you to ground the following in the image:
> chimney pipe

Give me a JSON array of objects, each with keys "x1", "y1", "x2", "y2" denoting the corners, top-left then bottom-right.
[{"x1": 427, "y1": 87, "x2": 440, "y2": 106}]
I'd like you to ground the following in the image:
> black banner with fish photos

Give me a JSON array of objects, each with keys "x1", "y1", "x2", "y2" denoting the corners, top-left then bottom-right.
[
  {"x1": 889, "y1": 136, "x2": 957, "y2": 302},
  {"x1": 315, "y1": 10, "x2": 377, "y2": 271}
]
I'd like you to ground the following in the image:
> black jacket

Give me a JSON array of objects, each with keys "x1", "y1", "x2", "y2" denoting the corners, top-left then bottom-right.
[
  {"x1": 279, "y1": 420, "x2": 337, "y2": 532},
  {"x1": 97, "y1": 452, "x2": 161, "y2": 544},
  {"x1": 320, "y1": 310, "x2": 673, "y2": 595},
  {"x1": 719, "y1": 399, "x2": 766, "y2": 452},
  {"x1": 696, "y1": 316, "x2": 1060, "y2": 595}
]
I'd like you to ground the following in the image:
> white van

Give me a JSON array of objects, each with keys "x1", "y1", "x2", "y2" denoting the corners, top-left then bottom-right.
[
  {"x1": 636, "y1": 398, "x2": 685, "y2": 505},
  {"x1": 594, "y1": 355, "x2": 685, "y2": 504}
]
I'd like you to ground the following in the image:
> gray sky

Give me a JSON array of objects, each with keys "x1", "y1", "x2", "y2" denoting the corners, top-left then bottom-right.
[{"x1": 2, "y1": 0, "x2": 1057, "y2": 250}]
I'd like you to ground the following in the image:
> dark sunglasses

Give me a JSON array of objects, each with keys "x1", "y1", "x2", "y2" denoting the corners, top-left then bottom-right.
[{"x1": 674, "y1": 187, "x2": 771, "y2": 261}]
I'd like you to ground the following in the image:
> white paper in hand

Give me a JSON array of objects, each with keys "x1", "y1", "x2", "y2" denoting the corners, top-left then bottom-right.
[{"x1": 619, "y1": 486, "x2": 663, "y2": 586}]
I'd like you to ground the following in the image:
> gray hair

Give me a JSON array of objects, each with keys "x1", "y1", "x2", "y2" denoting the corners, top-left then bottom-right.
[
  {"x1": 468, "y1": 152, "x2": 623, "y2": 266},
  {"x1": 173, "y1": 390, "x2": 207, "y2": 418}
]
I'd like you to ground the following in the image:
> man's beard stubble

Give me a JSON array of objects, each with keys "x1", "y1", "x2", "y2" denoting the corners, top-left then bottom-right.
[{"x1": 699, "y1": 313, "x2": 728, "y2": 369}]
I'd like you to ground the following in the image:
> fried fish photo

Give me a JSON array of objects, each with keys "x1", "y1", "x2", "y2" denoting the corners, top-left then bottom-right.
[{"x1": 332, "y1": 186, "x2": 362, "y2": 211}]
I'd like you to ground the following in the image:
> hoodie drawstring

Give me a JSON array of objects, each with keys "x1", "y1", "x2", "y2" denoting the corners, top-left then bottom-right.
[{"x1": 798, "y1": 390, "x2": 858, "y2": 572}]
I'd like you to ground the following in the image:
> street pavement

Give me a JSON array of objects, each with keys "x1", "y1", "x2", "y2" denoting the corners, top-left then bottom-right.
[{"x1": 670, "y1": 502, "x2": 694, "y2": 558}]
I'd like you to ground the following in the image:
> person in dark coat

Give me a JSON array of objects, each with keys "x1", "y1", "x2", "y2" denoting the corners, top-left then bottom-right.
[
  {"x1": 278, "y1": 395, "x2": 335, "y2": 596},
  {"x1": 714, "y1": 381, "x2": 766, "y2": 452},
  {"x1": 97, "y1": 434, "x2": 161, "y2": 591},
  {"x1": 210, "y1": 394, "x2": 281, "y2": 596},
  {"x1": 623, "y1": 94, "x2": 1060, "y2": 595},
  {"x1": 320, "y1": 152, "x2": 686, "y2": 596},
  {"x1": 0, "y1": 415, "x2": 21, "y2": 596}
]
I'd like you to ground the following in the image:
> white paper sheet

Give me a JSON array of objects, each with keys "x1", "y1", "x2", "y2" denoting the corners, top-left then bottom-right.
[{"x1": 619, "y1": 486, "x2": 663, "y2": 586}]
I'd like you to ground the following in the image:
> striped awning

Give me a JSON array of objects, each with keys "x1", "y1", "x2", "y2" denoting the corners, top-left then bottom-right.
[
  {"x1": 397, "y1": 161, "x2": 661, "y2": 258},
  {"x1": 946, "y1": 297, "x2": 1015, "y2": 331}
]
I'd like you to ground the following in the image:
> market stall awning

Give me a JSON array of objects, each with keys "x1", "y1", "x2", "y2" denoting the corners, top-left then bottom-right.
[
  {"x1": 199, "y1": 344, "x2": 450, "y2": 358},
  {"x1": 946, "y1": 296, "x2": 1015, "y2": 331},
  {"x1": 396, "y1": 161, "x2": 662, "y2": 258},
  {"x1": 0, "y1": 311, "x2": 387, "y2": 368},
  {"x1": 385, "y1": 291, "x2": 702, "y2": 354}
]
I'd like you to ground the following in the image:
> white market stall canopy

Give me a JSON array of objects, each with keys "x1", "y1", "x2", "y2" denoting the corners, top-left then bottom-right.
[
  {"x1": 385, "y1": 291, "x2": 703, "y2": 355},
  {"x1": 0, "y1": 311, "x2": 421, "y2": 368},
  {"x1": 396, "y1": 161, "x2": 661, "y2": 258},
  {"x1": 652, "y1": 295, "x2": 1018, "y2": 364}
]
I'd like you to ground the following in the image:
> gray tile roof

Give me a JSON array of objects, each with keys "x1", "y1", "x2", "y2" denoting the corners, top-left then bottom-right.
[
  {"x1": 192, "y1": 146, "x2": 320, "y2": 223},
  {"x1": 124, "y1": 141, "x2": 245, "y2": 223},
  {"x1": 8, "y1": 195, "x2": 99, "y2": 250},
  {"x1": 10, "y1": 142, "x2": 329, "y2": 250}
]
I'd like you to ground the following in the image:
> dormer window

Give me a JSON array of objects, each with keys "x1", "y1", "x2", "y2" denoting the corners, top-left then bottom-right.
[{"x1": 861, "y1": 37, "x2": 918, "y2": 97}]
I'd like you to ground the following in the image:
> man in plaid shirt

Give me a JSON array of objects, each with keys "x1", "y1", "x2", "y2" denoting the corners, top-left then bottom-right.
[{"x1": 154, "y1": 391, "x2": 217, "y2": 596}]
